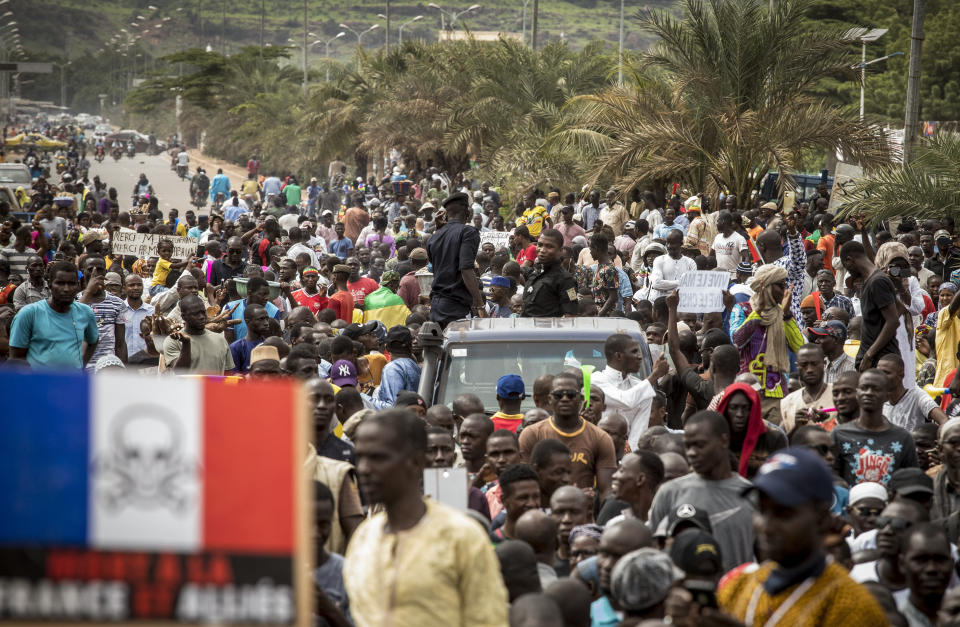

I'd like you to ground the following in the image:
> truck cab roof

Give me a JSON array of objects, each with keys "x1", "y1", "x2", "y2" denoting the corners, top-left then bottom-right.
[{"x1": 419, "y1": 317, "x2": 652, "y2": 415}]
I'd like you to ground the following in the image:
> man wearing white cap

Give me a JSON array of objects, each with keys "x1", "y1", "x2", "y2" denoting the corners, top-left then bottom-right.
[{"x1": 845, "y1": 481, "x2": 888, "y2": 553}]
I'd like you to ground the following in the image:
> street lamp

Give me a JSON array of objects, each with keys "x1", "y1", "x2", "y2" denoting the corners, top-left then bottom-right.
[
  {"x1": 398, "y1": 15, "x2": 423, "y2": 45},
  {"x1": 427, "y1": 4, "x2": 480, "y2": 33},
  {"x1": 339, "y1": 22, "x2": 379, "y2": 45},
  {"x1": 854, "y1": 50, "x2": 904, "y2": 121},
  {"x1": 846, "y1": 27, "x2": 888, "y2": 121},
  {"x1": 313, "y1": 31, "x2": 345, "y2": 81}
]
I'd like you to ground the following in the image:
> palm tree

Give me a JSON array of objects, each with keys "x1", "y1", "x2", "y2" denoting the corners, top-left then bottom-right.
[
  {"x1": 560, "y1": 0, "x2": 890, "y2": 202},
  {"x1": 839, "y1": 133, "x2": 960, "y2": 224}
]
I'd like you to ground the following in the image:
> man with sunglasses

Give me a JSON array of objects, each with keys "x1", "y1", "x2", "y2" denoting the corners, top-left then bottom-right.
[
  {"x1": 790, "y1": 425, "x2": 848, "y2": 515},
  {"x1": 519, "y1": 372, "x2": 618, "y2": 500},
  {"x1": 845, "y1": 482, "x2": 885, "y2": 538},
  {"x1": 850, "y1": 499, "x2": 929, "y2": 601}
]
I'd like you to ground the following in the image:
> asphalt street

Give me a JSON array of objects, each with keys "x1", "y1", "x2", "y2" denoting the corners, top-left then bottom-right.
[{"x1": 88, "y1": 151, "x2": 207, "y2": 216}]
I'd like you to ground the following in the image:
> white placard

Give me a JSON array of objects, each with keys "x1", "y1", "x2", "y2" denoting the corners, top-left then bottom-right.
[
  {"x1": 423, "y1": 467, "x2": 468, "y2": 511},
  {"x1": 111, "y1": 232, "x2": 197, "y2": 261},
  {"x1": 678, "y1": 271, "x2": 729, "y2": 313},
  {"x1": 480, "y1": 231, "x2": 511, "y2": 250}
]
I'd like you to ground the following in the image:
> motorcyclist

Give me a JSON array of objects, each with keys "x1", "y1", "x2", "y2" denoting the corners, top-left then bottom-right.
[
  {"x1": 176, "y1": 147, "x2": 189, "y2": 177},
  {"x1": 132, "y1": 173, "x2": 153, "y2": 200},
  {"x1": 126, "y1": 139, "x2": 135, "y2": 156},
  {"x1": 192, "y1": 167, "x2": 210, "y2": 201}
]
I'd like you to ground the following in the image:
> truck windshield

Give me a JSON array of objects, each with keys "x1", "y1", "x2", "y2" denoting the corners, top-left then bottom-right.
[{"x1": 437, "y1": 341, "x2": 618, "y2": 414}]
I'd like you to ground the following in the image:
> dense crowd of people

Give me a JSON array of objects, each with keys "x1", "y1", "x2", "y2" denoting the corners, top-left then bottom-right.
[{"x1": 7, "y1": 149, "x2": 960, "y2": 626}]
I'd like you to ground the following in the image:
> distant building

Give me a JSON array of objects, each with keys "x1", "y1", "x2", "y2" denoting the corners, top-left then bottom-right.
[{"x1": 437, "y1": 30, "x2": 522, "y2": 42}]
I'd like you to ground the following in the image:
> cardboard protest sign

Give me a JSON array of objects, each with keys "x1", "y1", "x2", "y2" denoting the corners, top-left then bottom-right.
[
  {"x1": 677, "y1": 271, "x2": 729, "y2": 313},
  {"x1": 0, "y1": 371, "x2": 311, "y2": 625},
  {"x1": 111, "y1": 232, "x2": 197, "y2": 261},
  {"x1": 480, "y1": 231, "x2": 511, "y2": 250}
]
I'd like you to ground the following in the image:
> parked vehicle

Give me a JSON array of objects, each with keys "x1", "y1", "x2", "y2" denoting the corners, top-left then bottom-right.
[{"x1": 417, "y1": 317, "x2": 652, "y2": 413}]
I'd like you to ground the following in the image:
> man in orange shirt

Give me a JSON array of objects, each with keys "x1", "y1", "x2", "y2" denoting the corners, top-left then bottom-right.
[
  {"x1": 342, "y1": 195, "x2": 370, "y2": 242},
  {"x1": 328, "y1": 264, "x2": 355, "y2": 322},
  {"x1": 817, "y1": 213, "x2": 836, "y2": 273}
]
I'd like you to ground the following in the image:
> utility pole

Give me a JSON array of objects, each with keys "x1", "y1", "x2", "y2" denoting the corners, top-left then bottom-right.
[
  {"x1": 617, "y1": 0, "x2": 624, "y2": 85},
  {"x1": 531, "y1": 0, "x2": 538, "y2": 49},
  {"x1": 385, "y1": 0, "x2": 391, "y2": 51},
  {"x1": 302, "y1": 0, "x2": 308, "y2": 94},
  {"x1": 221, "y1": 0, "x2": 226, "y2": 55},
  {"x1": 903, "y1": 0, "x2": 925, "y2": 164}
]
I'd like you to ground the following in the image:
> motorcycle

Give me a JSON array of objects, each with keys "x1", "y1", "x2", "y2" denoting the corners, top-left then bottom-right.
[
  {"x1": 95, "y1": 146, "x2": 104, "y2": 163},
  {"x1": 176, "y1": 164, "x2": 188, "y2": 179},
  {"x1": 55, "y1": 156, "x2": 68, "y2": 174},
  {"x1": 112, "y1": 147, "x2": 122, "y2": 161},
  {"x1": 192, "y1": 189, "x2": 207, "y2": 210},
  {"x1": 126, "y1": 145, "x2": 135, "y2": 158}
]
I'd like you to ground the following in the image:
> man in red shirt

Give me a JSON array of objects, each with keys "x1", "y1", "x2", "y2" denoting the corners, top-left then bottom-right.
[
  {"x1": 328, "y1": 264, "x2": 355, "y2": 323},
  {"x1": 292, "y1": 267, "x2": 329, "y2": 314},
  {"x1": 492, "y1": 374, "x2": 526, "y2": 432},
  {"x1": 514, "y1": 225, "x2": 537, "y2": 267},
  {"x1": 346, "y1": 256, "x2": 378, "y2": 308}
]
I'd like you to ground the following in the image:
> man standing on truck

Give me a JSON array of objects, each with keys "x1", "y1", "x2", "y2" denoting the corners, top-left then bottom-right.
[
  {"x1": 426, "y1": 192, "x2": 484, "y2": 328},
  {"x1": 522, "y1": 228, "x2": 579, "y2": 318}
]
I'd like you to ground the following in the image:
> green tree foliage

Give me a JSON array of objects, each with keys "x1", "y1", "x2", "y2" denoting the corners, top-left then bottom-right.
[
  {"x1": 840, "y1": 133, "x2": 960, "y2": 224},
  {"x1": 557, "y1": 0, "x2": 890, "y2": 201}
]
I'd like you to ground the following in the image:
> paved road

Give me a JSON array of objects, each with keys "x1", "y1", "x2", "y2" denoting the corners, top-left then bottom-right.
[{"x1": 88, "y1": 152, "x2": 205, "y2": 216}]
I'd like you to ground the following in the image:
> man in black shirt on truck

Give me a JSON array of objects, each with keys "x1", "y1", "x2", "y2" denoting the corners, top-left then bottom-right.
[{"x1": 522, "y1": 228, "x2": 579, "y2": 318}]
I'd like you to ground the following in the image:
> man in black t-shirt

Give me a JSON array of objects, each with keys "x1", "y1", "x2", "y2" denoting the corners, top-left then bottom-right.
[
  {"x1": 426, "y1": 193, "x2": 484, "y2": 328},
  {"x1": 839, "y1": 240, "x2": 900, "y2": 371}
]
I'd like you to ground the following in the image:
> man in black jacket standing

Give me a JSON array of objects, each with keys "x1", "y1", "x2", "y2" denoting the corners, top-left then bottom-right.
[
  {"x1": 426, "y1": 192, "x2": 485, "y2": 328},
  {"x1": 522, "y1": 228, "x2": 578, "y2": 318}
]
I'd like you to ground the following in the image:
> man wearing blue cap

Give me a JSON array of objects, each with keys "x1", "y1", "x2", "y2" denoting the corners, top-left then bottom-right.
[
  {"x1": 493, "y1": 375, "x2": 526, "y2": 433},
  {"x1": 485, "y1": 275, "x2": 515, "y2": 318},
  {"x1": 719, "y1": 447, "x2": 886, "y2": 625}
]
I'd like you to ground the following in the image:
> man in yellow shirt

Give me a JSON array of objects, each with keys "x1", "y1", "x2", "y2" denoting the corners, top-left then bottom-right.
[
  {"x1": 719, "y1": 447, "x2": 886, "y2": 626},
  {"x1": 344, "y1": 409, "x2": 509, "y2": 626}
]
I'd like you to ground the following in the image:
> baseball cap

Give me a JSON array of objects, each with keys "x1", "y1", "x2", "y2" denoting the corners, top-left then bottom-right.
[
  {"x1": 736, "y1": 261, "x2": 754, "y2": 275},
  {"x1": 848, "y1": 481, "x2": 889, "y2": 506},
  {"x1": 624, "y1": 220, "x2": 636, "y2": 230},
  {"x1": 490, "y1": 275, "x2": 511, "y2": 288},
  {"x1": 496, "y1": 374, "x2": 526, "y2": 400},
  {"x1": 668, "y1": 529, "x2": 724, "y2": 580},
  {"x1": 611, "y1": 548, "x2": 683, "y2": 612},
  {"x1": 421, "y1": 202, "x2": 436, "y2": 211},
  {"x1": 368, "y1": 198, "x2": 382, "y2": 208},
  {"x1": 342, "y1": 321, "x2": 378, "y2": 340},
  {"x1": 889, "y1": 467, "x2": 934, "y2": 497},
  {"x1": 936, "y1": 229, "x2": 952, "y2": 243},
  {"x1": 409, "y1": 247, "x2": 428, "y2": 261},
  {"x1": 396, "y1": 390, "x2": 426, "y2": 410},
  {"x1": 321, "y1": 210, "x2": 334, "y2": 217},
  {"x1": 333, "y1": 264, "x2": 351, "y2": 274},
  {"x1": 386, "y1": 325, "x2": 413, "y2": 346},
  {"x1": 752, "y1": 447, "x2": 834, "y2": 507},
  {"x1": 329, "y1": 359, "x2": 358, "y2": 387},
  {"x1": 808, "y1": 320, "x2": 847, "y2": 342},
  {"x1": 665, "y1": 503, "x2": 713, "y2": 537},
  {"x1": 103, "y1": 272, "x2": 122, "y2": 286}
]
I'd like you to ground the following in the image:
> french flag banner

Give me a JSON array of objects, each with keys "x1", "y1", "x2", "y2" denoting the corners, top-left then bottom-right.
[{"x1": 0, "y1": 370, "x2": 311, "y2": 625}]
